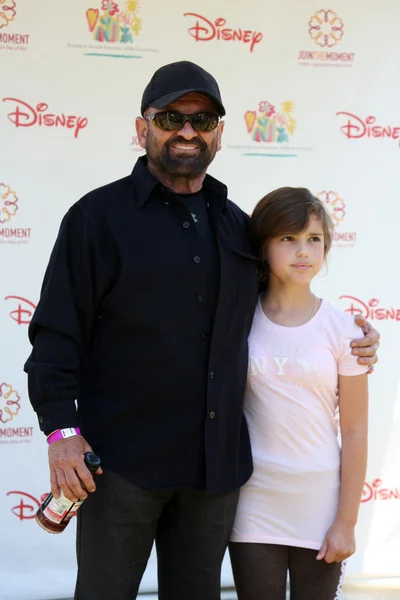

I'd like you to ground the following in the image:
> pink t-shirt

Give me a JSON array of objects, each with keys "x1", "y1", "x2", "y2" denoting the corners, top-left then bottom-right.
[{"x1": 231, "y1": 297, "x2": 368, "y2": 550}]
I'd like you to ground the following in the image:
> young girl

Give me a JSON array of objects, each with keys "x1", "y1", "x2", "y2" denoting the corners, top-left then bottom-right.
[{"x1": 229, "y1": 187, "x2": 369, "y2": 600}]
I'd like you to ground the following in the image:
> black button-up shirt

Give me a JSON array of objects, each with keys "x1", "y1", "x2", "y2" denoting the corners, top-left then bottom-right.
[{"x1": 24, "y1": 156, "x2": 261, "y2": 493}]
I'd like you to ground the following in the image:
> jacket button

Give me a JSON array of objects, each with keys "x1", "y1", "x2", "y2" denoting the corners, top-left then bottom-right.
[
  {"x1": 38, "y1": 415, "x2": 44, "y2": 423},
  {"x1": 197, "y1": 295, "x2": 204, "y2": 303},
  {"x1": 210, "y1": 372, "x2": 214, "y2": 379},
  {"x1": 183, "y1": 221, "x2": 190, "y2": 229},
  {"x1": 202, "y1": 333, "x2": 209, "y2": 341},
  {"x1": 209, "y1": 411, "x2": 216, "y2": 419},
  {"x1": 193, "y1": 256, "x2": 201, "y2": 264}
]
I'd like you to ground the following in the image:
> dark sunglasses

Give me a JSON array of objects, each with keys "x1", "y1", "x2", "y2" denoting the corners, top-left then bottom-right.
[{"x1": 144, "y1": 111, "x2": 221, "y2": 132}]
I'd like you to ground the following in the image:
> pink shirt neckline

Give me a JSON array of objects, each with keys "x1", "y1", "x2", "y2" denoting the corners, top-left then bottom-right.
[{"x1": 258, "y1": 294, "x2": 326, "y2": 331}]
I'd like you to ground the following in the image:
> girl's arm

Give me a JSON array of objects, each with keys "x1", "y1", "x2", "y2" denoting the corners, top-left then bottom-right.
[{"x1": 317, "y1": 373, "x2": 368, "y2": 563}]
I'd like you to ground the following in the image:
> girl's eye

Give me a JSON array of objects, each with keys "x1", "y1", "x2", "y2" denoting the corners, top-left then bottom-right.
[
  {"x1": 310, "y1": 237, "x2": 321, "y2": 242},
  {"x1": 281, "y1": 236, "x2": 294, "y2": 241}
]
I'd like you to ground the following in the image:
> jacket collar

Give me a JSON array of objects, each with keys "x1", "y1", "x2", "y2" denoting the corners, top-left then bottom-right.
[{"x1": 131, "y1": 155, "x2": 228, "y2": 212}]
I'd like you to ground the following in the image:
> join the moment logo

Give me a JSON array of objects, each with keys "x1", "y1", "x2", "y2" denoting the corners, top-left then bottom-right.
[
  {"x1": 86, "y1": 0, "x2": 141, "y2": 43},
  {"x1": 130, "y1": 133, "x2": 143, "y2": 152},
  {"x1": 0, "y1": 181, "x2": 31, "y2": 244},
  {"x1": 184, "y1": 13, "x2": 263, "y2": 53},
  {"x1": 309, "y1": 9, "x2": 343, "y2": 47},
  {"x1": 0, "y1": 382, "x2": 20, "y2": 424},
  {"x1": 0, "y1": 181, "x2": 18, "y2": 223},
  {"x1": 298, "y1": 9, "x2": 354, "y2": 68},
  {"x1": 0, "y1": 0, "x2": 16, "y2": 28},
  {"x1": 0, "y1": 1, "x2": 30, "y2": 49},
  {"x1": 337, "y1": 111, "x2": 400, "y2": 149},
  {"x1": 0, "y1": 382, "x2": 33, "y2": 443},
  {"x1": 316, "y1": 191, "x2": 356, "y2": 248}
]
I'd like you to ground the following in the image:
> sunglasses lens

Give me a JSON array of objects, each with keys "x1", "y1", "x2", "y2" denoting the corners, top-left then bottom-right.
[
  {"x1": 153, "y1": 112, "x2": 183, "y2": 130},
  {"x1": 190, "y1": 113, "x2": 219, "y2": 132},
  {"x1": 153, "y1": 112, "x2": 219, "y2": 132}
]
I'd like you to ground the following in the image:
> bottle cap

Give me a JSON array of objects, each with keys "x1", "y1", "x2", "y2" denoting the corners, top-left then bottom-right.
[{"x1": 83, "y1": 452, "x2": 101, "y2": 472}]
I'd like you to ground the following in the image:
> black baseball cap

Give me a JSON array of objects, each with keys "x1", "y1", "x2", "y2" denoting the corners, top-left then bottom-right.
[{"x1": 141, "y1": 61, "x2": 225, "y2": 116}]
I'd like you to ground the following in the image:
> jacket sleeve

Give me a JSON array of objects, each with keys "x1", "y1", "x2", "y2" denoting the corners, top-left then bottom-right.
[{"x1": 24, "y1": 202, "x2": 115, "y2": 433}]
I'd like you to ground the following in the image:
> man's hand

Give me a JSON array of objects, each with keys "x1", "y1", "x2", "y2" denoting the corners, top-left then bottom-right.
[
  {"x1": 49, "y1": 435, "x2": 103, "y2": 502},
  {"x1": 351, "y1": 315, "x2": 380, "y2": 374}
]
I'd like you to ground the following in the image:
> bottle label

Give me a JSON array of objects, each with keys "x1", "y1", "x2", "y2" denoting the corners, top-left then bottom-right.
[{"x1": 42, "y1": 492, "x2": 83, "y2": 524}]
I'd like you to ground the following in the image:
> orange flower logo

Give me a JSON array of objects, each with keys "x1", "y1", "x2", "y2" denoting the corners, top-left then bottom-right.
[
  {"x1": 0, "y1": 0, "x2": 16, "y2": 29},
  {"x1": 0, "y1": 182, "x2": 18, "y2": 224},
  {"x1": 0, "y1": 383, "x2": 21, "y2": 424},
  {"x1": 317, "y1": 191, "x2": 346, "y2": 227},
  {"x1": 309, "y1": 10, "x2": 344, "y2": 48}
]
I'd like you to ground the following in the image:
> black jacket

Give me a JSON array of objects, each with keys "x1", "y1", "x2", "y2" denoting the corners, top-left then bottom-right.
[{"x1": 24, "y1": 157, "x2": 261, "y2": 493}]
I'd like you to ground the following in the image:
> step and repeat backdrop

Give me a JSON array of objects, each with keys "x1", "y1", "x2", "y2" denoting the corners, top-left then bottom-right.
[{"x1": 1, "y1": 0, "x2": 399, "y2": 598}]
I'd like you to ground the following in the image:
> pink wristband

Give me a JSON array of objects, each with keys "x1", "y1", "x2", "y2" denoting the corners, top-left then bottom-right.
[{"x1": 47, "y1": 427, "x2": 81, "y2": 444}]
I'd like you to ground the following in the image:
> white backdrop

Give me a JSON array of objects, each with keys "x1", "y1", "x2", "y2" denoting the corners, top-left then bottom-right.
[{"x1": 1, "y1": 0, "x2": 400, "y2": 599}]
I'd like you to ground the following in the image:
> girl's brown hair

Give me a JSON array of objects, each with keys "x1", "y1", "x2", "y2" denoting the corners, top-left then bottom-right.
[{"x1": 250, "y1": 187, "x2": 334, "y2": 258}]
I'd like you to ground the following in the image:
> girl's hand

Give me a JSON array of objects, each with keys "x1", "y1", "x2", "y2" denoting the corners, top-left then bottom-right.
[{"x1": 316, "y1": 520, "x2": 355, "y2": 564}]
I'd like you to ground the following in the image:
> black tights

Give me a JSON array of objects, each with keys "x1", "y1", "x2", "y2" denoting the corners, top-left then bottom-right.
[{"x1": 229, "y1": 542, "x2": 344, "y2": 600}]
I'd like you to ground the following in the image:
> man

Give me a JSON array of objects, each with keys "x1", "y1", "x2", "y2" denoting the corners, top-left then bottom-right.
[{"x1": 24, "y1": 61, "x2": 379, "y2": 600}]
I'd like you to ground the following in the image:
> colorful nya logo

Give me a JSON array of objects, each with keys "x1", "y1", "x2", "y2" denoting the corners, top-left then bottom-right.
[
  {"x1": 245, "y1": 101, "x2": 296, "y2": 143},
  {"x1": 0, "y1": 0, "x2": 16, "y2": 29},
  {"x1": 316, "y1": 191, "x2": 345, "y2": 227},
  {"x1": 0, "y1": 383, "x2": 20, "y2": 424},
  {"x1": 86, "y1": 0, "x2": 141, "y2": 43},
  {"x1": 0, "y1": 182, "x2": 18, "y2": 224},
  {"x1": 309, "y1": 10, "x2": 344, "y2": 48}
]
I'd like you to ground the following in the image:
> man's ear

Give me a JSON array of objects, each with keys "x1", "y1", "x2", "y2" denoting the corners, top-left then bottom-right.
[
  {"x1": 136, "y1": 117, "x2": 148, "y2": 150},
  {"x1": 216, "y1": 120, "x2": 224, "y2": 152}
]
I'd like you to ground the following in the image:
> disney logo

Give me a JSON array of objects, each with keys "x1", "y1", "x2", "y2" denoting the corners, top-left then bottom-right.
[
  {"x1": 2, "y1": 98, "x2": 88, "y2": 139},
  {"x1": 4, "y1": 295, "x2": 37, "y2": 325},
  {"x1": 183, "y1": 14, "x2": 263, "y2": 53},
  {"x1": 6, "y1": 491, "x2": 49, "y2": 520},
  {"x1": 336, "y1": 112, "x2": 400, "y2": 147},
  {"x1": 361, "y1": 479, "x2": 400, "y2": 502},
  {"x1": 339, "y1": 296, "x2": 400, "y2": 321}
]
